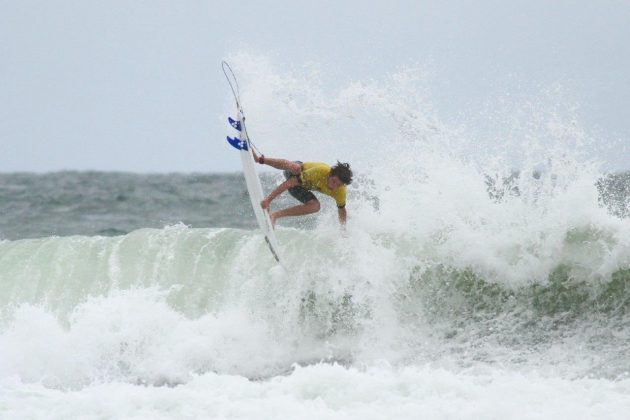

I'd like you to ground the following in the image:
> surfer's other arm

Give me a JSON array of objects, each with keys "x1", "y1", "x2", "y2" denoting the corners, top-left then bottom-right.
[
  {"x1": 261, "y1": 177, "x2": 299, "y2": 210},
  {"x1": 338, "y1": 206, "x2": 347, "y2": 225}
]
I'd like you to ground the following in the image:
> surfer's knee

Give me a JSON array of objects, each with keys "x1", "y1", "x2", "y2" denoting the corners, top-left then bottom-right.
[{"x1": 306, "y1": 199, "x2": 320, "y2": 213}]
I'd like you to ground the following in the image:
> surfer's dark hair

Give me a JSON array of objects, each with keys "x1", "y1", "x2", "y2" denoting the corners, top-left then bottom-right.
[{"x1": 331, "y1": 161, "x2": 353, "y2": 185}]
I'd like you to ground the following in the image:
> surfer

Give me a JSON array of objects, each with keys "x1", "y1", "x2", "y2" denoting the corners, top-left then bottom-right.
[{"x1": 251, "y1": 151, "x2": 352, "y2": 227}]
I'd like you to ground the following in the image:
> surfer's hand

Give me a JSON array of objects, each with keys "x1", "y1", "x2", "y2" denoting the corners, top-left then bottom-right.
[{"x1": 261, "y1": 198, "x2": 270, "y2": 210}]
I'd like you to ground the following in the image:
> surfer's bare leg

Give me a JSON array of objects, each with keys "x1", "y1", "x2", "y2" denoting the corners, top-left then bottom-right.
[
  {"x1": 265, "y1": 158, "x2": 301, "y2": 174},
  {"x1": 270, "y1": 200, "x2": 320, "y2": 227},
  {"x1": 252, "y1": 150, "x2": 301, "y2": 174}
]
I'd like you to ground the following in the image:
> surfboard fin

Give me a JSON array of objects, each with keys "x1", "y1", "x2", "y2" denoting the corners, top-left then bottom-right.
[
  {"x1": 226, "y1": 136, "x2": 248, "y2": 151},
  {"x1": 228, "y1": 117, "x2": 242, "y2": 131}
]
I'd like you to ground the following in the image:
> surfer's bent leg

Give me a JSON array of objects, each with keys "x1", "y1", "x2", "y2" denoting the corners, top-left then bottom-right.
[
  {"x1": 271, "y1": 199, "x2": 320, "y2": 226},
  {"x1": 269, "y1": 173, "x2": 319, "y2": 226}
]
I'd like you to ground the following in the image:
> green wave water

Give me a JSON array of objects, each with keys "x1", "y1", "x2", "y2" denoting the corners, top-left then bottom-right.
[{"x1": 1, "y1": 218, "x2": 629, "y2": 382}]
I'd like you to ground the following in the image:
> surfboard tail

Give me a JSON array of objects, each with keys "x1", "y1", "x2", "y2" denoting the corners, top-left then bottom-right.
[
  {"x1": 228, "y1": 117, "x2": 242, "y2": 131},
  {"x1": 226, "y1": 136, "x2": 248, "y2": 151}
]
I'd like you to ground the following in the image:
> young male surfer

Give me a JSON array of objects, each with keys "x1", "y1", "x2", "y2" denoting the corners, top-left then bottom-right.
[{"x1": 251, "y1": 150, "x2": 353, "y2": 227}]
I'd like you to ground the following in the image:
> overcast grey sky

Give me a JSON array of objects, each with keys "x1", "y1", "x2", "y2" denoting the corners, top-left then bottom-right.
[{"x1": 1, "y1": 0, "x2": 629, "y2": 172}]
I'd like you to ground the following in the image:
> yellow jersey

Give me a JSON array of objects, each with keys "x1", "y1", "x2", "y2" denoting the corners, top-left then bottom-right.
[{"x1": 299, "y1": 162, "x2": 346, "y2": 208}]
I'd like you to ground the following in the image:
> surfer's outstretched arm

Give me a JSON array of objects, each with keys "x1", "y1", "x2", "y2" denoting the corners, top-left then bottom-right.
[
  {"x1": 261, "y1": 177, "x2": 299, "y2": 210},
  {"x1": 338, "y1": 207, "x2": 347, "y2": 225},
  {"x1": 251, "y1": 150, "x2": 301, "y2": 174}
]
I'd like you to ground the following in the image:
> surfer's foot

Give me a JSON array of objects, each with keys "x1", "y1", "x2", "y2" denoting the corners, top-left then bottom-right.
[
  {"x1": 252, "y1": 149, "x2": 264, "y2": 164},
  {"x1": 270, "y1": 212, "x2": 278, "y2": 229}
]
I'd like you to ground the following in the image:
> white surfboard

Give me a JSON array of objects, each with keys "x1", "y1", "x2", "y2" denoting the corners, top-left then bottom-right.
[
  {"x1": 222, "y1": 61, "x2": 281, "y2": 263},
  {"x1": 227, "y1": 111, "x2": 281, "y2": 262}
]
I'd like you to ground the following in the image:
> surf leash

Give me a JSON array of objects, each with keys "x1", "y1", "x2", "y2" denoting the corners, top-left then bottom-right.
[
  {"x1": 221, "y1": 61, "x2": 264, "y2": 156},
  {"x1": 221, "y1": 61, "x2": 241, "y2": 111}
]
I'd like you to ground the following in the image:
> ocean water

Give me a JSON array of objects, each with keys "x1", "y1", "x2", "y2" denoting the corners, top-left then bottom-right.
[{"x1": 2, "y1": 57, "x2": 630, "y2": 419}]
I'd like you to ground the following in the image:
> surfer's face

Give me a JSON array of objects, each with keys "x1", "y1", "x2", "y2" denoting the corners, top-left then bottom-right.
[{"x1": 327, "y1": 175, "x2": 343, "y2": 190}]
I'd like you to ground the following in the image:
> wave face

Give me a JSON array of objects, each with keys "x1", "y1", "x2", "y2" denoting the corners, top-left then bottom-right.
[
  {"x1": 2, "y1": 54, "x2": 630, "y2": 417},
  {"x1": 1, "y1": 218, "x2": 629, "y2": 388}
]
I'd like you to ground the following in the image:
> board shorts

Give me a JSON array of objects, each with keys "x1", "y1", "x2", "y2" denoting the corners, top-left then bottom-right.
[{"x1": 284, "y1": 161, "x2": 318, "y2": 204}]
